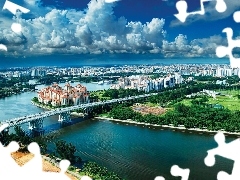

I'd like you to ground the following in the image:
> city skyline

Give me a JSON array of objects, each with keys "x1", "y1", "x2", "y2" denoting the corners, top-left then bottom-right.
[{"x1": 0, "y1": 0, "x2": 239, "y2": 64}]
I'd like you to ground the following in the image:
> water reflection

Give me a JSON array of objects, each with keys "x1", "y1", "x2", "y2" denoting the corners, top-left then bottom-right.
[{"x1": 49, "y1": 120, "x2": 234, "y2": 180}]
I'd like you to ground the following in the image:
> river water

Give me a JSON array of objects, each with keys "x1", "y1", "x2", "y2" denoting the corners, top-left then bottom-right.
[{"x1": 0, "y1": 82, "x2": 235, "y2": 180}]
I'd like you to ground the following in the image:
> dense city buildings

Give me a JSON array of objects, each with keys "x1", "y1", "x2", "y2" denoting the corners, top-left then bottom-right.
[
  {"x1": 1, "y1": 64, "x2": 240, "y2": 79},
  {"x1": 37, "y1": 83, "x2": 90, "y2": 107},
  {"x1": 110, "y1": 74, "x2": 183, "y2": 92}
]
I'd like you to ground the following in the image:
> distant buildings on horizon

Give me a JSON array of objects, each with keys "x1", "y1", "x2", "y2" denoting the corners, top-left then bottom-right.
[{"x1": 2, "y1": 64, "x2": 240, "y2": 79}]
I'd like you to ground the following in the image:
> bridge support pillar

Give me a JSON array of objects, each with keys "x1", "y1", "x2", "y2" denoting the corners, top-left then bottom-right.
[
  {"x1": 87, "y1": 107, "x2": 94, "y2": 117},
  {"x1": 0, "y1": 127, "x2": 9, "y2": 145},
  {"x1": 82, "y1": 108, "x2": 90, "y2": 117},
  {"x1": 58, "y1": 111, "x2": 72, "y2": 124},
  {"x1": 29, "y1": 118, "x2": 44, "y2": 136}
]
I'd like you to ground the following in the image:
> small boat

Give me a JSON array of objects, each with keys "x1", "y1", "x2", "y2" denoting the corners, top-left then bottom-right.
[
  {"x1": 104, "y1": 80, "x2": 111, "y2": 84},
  {"x1": 98, "y1": 81, "x2": 104, "y2": 85}
]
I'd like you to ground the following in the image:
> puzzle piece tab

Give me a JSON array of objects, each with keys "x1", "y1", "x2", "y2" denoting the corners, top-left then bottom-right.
[
  {"x1": 204, "y1": 132, "x2": 240, "y2": 180},
  {"x1": 81, "y1": 176, "x2": 93, "y2": 180},
  {"x1": 0, "y1": 0, "x2": 30, "y2": 52},
  {"x1": 0, "y1": 44, "x2": 7, "y2": 51},
  {"x1": 233, "y1": 11, "x2": 240, "y2": 23},
  {"x1": 171, "y1": 165, "x2": 190, "y2": 180},
  {"x1": 216, "y1": 27, "x2": 240, "y2": 68},
  {"x1": 3, "y1": 0, "x2": 30, "y2": 15},
  {"x1": 0, "y1": 124, "x2": 72, "y2": 180},
  {"x1": 175, "y1": 0, "x2": 227, "y2": 23},
  {"x1": 155, "y1": 165, "x2": 190, "y2": 180}
]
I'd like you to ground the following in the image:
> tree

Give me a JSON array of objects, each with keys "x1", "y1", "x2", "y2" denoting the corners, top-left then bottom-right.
[
  {"x1": 237, "y1": 94, "x2": 240, "y2": 99},
  {"x1": 82, "y1": 162, "x2": 122, "y2": 180},
  {"x1": 32, "y1": 97, "x2": 39, "y2": 103},
  {"x1": 174, "y1": 103, "x2": 190, "y2": 115},
  {"x1": 55, "y1": 140, "x2": 77, "y2": 163},
  {"x1": 14, "y1": 126, "x2": 31, "y2": 147}
]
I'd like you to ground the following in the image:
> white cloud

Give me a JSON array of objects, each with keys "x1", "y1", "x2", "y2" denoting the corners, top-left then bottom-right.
[
  {"x1": 1, "y1": 0, "x2": 168, "y2": 56},
  {"x1": 0, "y1": 0, "x2": 227, "y2": 58},
  {"x1": 162, "y1": 34, "x2": 226, "y2": 58}
]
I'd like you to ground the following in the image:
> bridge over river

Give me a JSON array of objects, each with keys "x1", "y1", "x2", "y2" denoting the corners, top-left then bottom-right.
[{"x1": 0, "y1": 93, "x2": 158, "y2": 134}]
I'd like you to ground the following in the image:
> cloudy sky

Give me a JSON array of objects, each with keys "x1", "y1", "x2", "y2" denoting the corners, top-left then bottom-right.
[{"x1": 0, "y1": 0, "x2": 239, "y2": 62}]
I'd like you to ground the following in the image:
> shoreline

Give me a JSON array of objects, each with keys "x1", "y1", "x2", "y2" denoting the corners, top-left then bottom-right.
[
  {"x1": 31, "y1": 100, "x2": 240, "y2": 137},
  {"x1": 31, "y1": 101, "x2": 53, "y2": 110},
  {"x1": 41, "y1": 155, "x2": 83, "y2": 179},
  {"x1": 31, "y1": 101, "x2": 84, "y2": 117},
  {"x1": 94, "y1": 116, "x2": 240, "y2": 137}
]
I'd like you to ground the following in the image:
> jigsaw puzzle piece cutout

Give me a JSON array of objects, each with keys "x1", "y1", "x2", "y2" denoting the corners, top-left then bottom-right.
[
  {"x1": 0, "y1": 124, "x2": 72, "y2": 180},
  {"x1": 0, "y1": 44, "x2": 7, "y2": 51},
  {"x1": 216, "y1": 27, "x2": 240, "y2": 68},
  {"x1": 2, "y1": 0, "x2": 30, "y2": 15},
  {"x1": 41, "y1": 164, "x2": 71, "y2": 180},
  {"x1": 215, "y1": 161, "x2": 240, "y2": 180},
  {"x1": 0, "y1": 123, "x2": 9, "y2": 132},
  {"x1": 174, "y1": 0, "x2": 227, "y2": 23},
  {"x1": 204, "y1": 132, "x2": 240, "y2": 180},
  {"x1": 1, "y1": 0, "x2": 30, "y2": 51},
  {"x1": 0, "y1": 124, "x2": 19, "y2": 172},
  {"x1": 216, "y1": 45, "x2": 228, "y2": 58},
  {"x1": 81, "y1": 176, "x2": 93, "y2": 180},
  {"x1": 17, "y1": 142, "x2": 44, "y2": 180},
  {"x1": 174, "y1": 1, "x2": 188, "y2": 23},
  {"x1": 215, "y1": 0, "x2": 227, "y2": 13},
  {"x1": 154, "y1": 165, "x2": 189, "y2": 180},
  {"x1": 233, "y1": 11, "x2": 240, "y2": 23},
  {"x1": 171, "y1": 165, "x2": 190, "y2": 180},
  {"x1": 0, "y1": 141, "x2": 20, "y2": 169},
  {"x1": 21, "y1": 142, "x2": 42, "y2": 174},
  {"x1": 0, "y1": 141, "x2": 22, "y2": 179},
  {"x1": 217, "y1": 170, "x2": 239, "y2": 180}
]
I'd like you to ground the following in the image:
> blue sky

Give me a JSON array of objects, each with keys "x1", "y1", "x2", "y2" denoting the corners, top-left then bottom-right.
[
  {"x1": 0, "y1": 0, "x2": 239, "y2": 61},
  {"x1": 40, "y1": 0, "x2": 239, "y2": 39}
]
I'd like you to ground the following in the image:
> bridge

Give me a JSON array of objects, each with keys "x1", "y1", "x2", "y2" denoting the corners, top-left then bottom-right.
[{"x1": 0, "y1": 93, "x2": 158, "y2": 134}]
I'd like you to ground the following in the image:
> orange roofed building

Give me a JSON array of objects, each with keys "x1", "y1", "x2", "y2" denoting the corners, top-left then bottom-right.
[{"x1": 37, "y1": 83, "x2": 90, "y2": 107}]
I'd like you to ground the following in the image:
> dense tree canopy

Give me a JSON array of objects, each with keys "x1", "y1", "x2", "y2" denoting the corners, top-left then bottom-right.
[
  {"x1": 82, "y1": 162, "x2": 122, "y2": 180},
  {"x1": 109, "y1": 103, "x2": 240, "y2": 133},
  {"x1": 55, "y1": 140, "x2": 79, "y2": 163}
]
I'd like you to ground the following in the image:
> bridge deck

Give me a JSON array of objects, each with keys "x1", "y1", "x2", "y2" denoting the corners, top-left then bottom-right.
[{"x1": 1, "y1": 93, "x2": 158, "y2": 127}]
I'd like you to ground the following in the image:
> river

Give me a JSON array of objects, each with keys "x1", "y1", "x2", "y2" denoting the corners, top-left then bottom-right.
[{"x1": 0, "y1": 82, "x2": 235, "y2": 180}]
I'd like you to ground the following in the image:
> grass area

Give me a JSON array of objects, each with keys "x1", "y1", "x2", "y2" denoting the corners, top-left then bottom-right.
[
  {"x1": 99, "y1": 113, "x2": 110, "y2": 117},
  {"x1": 144, "y1": 102, "x2": 159, "y2": 107},
  {"x1": 195, "y1": 80, "x2": 210, "y2": 84},
  {"x1": 208, "y1": 96, "x2": 240, "y2": 111},
  {"x1": 179, "y1": 99, "x2": 192, "y2": 106},
  {"x1": 94, "y1": 90, "x2": 104, "y2": 97},
  {"x1": 179, "y1": 92, "x2": 240, "y2": 111},
  {"x1": 91, "y1": 90, "x2": 111, "y2": 100},
  {"x1": 217, "y1": 89, "x2": 240, "y2": 96}
]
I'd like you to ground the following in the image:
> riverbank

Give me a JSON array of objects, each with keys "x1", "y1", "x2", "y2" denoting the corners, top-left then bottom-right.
[
  {"x1": 31, "y1": 101, "x2": 53, "y2": 110},
  {"x1": 94, "y1": 116, "x2": 240, "y2": 137},
  {"x1": 31, "y1": 99, "x2": 240, "y2": 137}
]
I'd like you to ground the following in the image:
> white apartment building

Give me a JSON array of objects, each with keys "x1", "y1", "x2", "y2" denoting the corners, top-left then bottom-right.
[
  {"x1": 216, "y1": 68, "x2": 225, "y2": 77},
  {"x1": 110, "y1": 74, "x2": 181, "y2": 93},
  {"x1": 216, "y1": 67, "x2": 233, "y2": 77}
]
